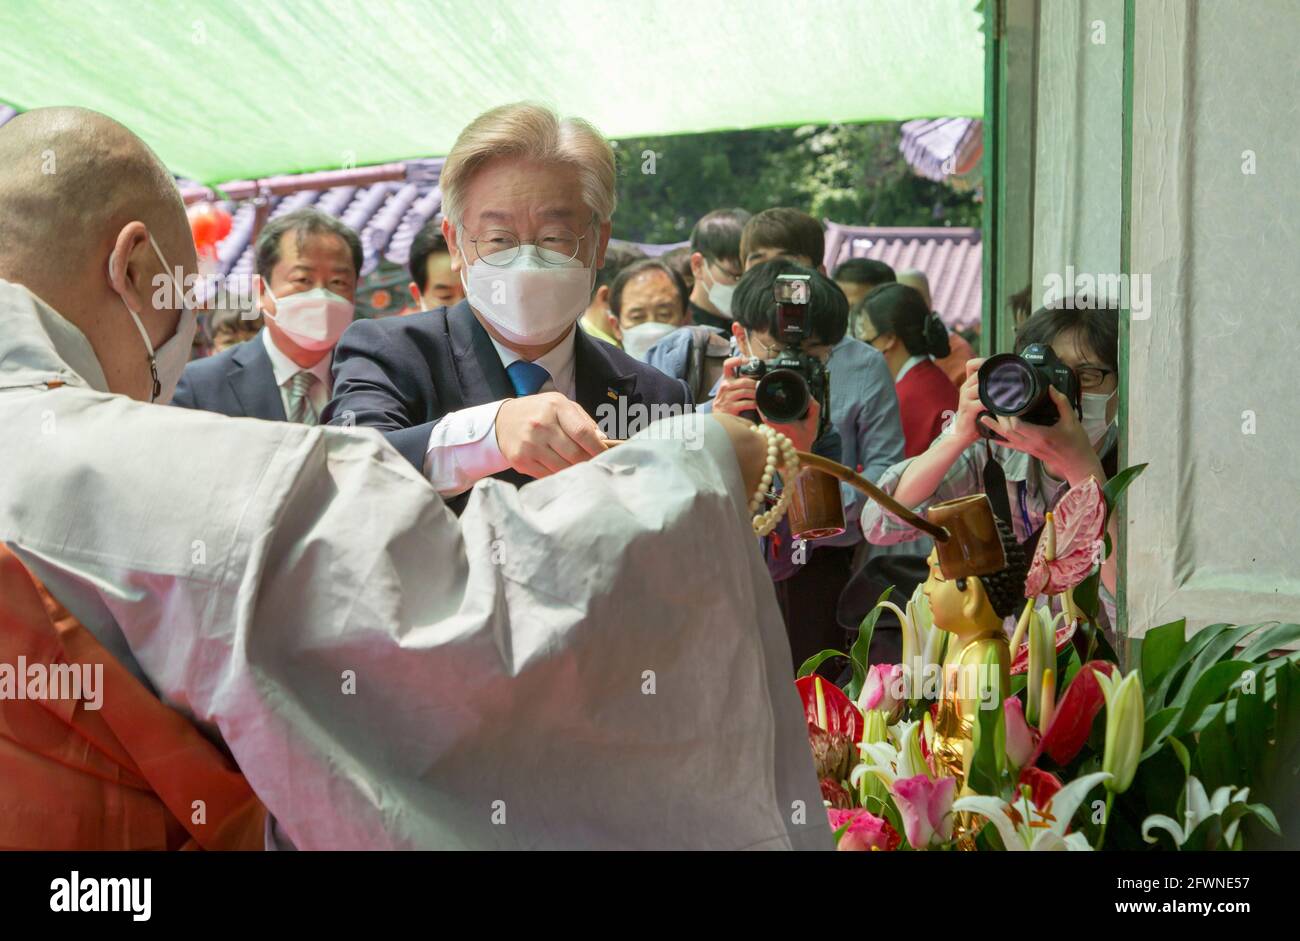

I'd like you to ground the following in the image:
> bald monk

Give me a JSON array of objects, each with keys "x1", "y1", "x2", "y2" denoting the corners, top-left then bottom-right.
[
  {"x1": 896, "y1": 268, "x2": 975, "y2": 387},
  {"x1": 0, "y1": 108, "x2": 830, "y2": 850}
]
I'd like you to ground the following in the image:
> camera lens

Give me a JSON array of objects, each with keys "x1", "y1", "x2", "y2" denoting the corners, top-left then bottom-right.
[
  {"x1": 980, "y1": 356, "x2": 1039, "y2": 415},
  {"x1": 754, "y1": 368, "x2": 809, "y2": 423}
]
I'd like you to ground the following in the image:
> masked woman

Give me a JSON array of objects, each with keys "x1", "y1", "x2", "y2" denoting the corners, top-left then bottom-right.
[
  {"x1": 861, "y1": 301, "x2": 1121, "y2": 610},
  {"x1": 857, "y1": 283, "x2": 959, "y2": 458}
]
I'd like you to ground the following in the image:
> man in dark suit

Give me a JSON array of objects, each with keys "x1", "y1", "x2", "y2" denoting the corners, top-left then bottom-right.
[
  {"x1": 174, "y1": 209, "x2": 362, "y2": 423},
  {"x1": 324, "y1": 103, "x2": 691, "y2": 513}
]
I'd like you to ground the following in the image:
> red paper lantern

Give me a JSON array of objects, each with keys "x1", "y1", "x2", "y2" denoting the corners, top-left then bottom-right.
[{"x1": 188, "y1": 202, "x2": 233, "y2": 255}]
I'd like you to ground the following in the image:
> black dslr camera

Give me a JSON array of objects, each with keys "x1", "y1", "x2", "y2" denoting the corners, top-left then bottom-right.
[
  {"x1": 977, "y1": 343, "x2": 1081, "y2": 431},
  {"x1": 736, "y1": 274, "x2": 830, "y2": 432}
]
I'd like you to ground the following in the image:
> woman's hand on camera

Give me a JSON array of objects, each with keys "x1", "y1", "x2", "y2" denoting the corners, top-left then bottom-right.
[
  {"x1": 712, "y1": 355, "x2": 759, "y2": 418},
  {"x1": 950, "y1": 357, "x2": 987, "y2": 446},
  {"x1": 978, "y1": 385, "x2": 1103, "y2": 485}
]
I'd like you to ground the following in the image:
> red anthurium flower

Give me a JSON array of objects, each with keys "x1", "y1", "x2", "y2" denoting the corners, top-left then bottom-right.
[
  {"x1": 1038, "y1": 660, "x2": 1116, "y2": 765},
  {"x1": 1018, "y1": 766, "x2": 1063, "y2": 810},
  {"x1": 1010, "y1": 621, "x2": 1076, "y2": 675},
  {"x1": 796, "y1": 674, "x2": 865, "y2": 743},
  {"x1": 1025, "y1": 476, "x2": 1107, "y2": 597}
]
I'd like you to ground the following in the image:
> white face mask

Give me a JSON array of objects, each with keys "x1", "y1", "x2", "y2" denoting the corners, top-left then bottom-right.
[
  {"x1": 620, "y1": 321, "x2": 678, "y2": 362},
  {"x1": 459, "y1": 236, "x2": 595, "y2": 346},
  {"x1": 1081, "y1": 390, "x2": 1116, "y2": 447},
  {"x1": 701, "y1": 263, "x2": 736, "y2": 319},
  {"x1": 707, "y1": 281, "x2": 735, "y2": 318},
  {"x1": 113, "y1": 233, "x2": 196, "y2": 405},
  {"x1": 696, "y1": 259, "x2": 739, "y2": 319},
  {"x1": 263, "y1": 286, "x2": 355, "y2": 352}
]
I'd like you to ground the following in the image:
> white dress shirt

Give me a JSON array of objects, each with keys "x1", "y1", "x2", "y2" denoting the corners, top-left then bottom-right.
[
  {"x1": 262, "y1": 328, "x2": 332, "y2": 420},
  {"x1": 423, "y1": 326, "x2": 579, "y2": 496}
]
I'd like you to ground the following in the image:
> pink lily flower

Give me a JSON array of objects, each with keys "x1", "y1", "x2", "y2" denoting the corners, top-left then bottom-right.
[
  {"x1": 891, "y1": 773, "x2": 956, "y2": 849},
  {"x1": 1003, "y1": 695, "x2": 1040, "y2": 769},
  {"x1": 860, "y1": 663, "x2": 905, "y2": 722}
]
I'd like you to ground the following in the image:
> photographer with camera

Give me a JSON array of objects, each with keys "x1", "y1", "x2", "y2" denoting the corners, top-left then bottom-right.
[
  {"x1": 710, "y1": 258, "x2": 901, "y2": 666},
  {"x1": 862, "y1": 300, "x2": 1121, "y2": 603}
]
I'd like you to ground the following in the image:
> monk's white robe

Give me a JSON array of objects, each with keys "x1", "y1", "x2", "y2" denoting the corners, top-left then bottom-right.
[{"x1": 0, "y1": 280, "x2": 829, "y2": 850}]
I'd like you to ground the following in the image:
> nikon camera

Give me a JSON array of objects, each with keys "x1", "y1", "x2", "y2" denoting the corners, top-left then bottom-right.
[{"x1": 736, "y1": 273, "x2": 830, "y2": 433}]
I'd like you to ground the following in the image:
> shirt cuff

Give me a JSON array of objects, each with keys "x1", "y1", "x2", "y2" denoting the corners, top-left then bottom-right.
[{"x1": 424, "y1": 399, "x2": 511, "y2": 497}]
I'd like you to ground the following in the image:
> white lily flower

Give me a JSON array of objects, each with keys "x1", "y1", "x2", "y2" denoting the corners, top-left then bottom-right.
[
  {"x1": 890, "y1": 584, "x2": 947, "y2": 708},
  {"x1": 952, "y1": 771, "x2": 1112, "y2": 851},
  {"x1": 852, "y1": 720, "x2": 929, "y2": 789},
  {"x1": 1142, "y1": 777, "x2": 1252, "y2": 848}
]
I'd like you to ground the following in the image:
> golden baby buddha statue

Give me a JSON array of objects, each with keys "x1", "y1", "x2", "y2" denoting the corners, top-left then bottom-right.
[{"x1": 922, "y1": 495, "x2": 1028, "y2": 795}]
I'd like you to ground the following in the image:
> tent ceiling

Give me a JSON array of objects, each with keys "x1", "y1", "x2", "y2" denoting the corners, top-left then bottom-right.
[{"x1": 0, "y1": 0, "x2": 983, "y2": 185}]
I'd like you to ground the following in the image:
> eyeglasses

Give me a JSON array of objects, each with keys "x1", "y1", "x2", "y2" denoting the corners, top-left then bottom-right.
[
  {"x1": 463, "y1": 219, "x2": 595, "y2": 268},
  {"x1": 747, "y1": 334, "x2": 778, "y2": 359},
  {"x1": 1076, "y1": 366, "x2": 1115, "y2": 390},
  {"x1": 708, "y1": 258, "x2": 742, "y2": 283}
]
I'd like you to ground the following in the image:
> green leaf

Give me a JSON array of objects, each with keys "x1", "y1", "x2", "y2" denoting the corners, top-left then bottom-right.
[
  {"x1": 1239, "y1": 802, "x2": 1281, "y2": 837},
  {"x1": 831, "y1": 820, "x2": 852, "y2": 845},
  {"x1": 1238, "y1": 622, "x2": 1300, "y2": 663},
  {"x1": 1142, "y1": 706, "x2": 1181, "y2": 759},
  {"x1": 1074, "y1": 570, "x2": 1101, "y2": 621},
  {"x1": 1136, "y1": 742, "x2": 1187, "y2": 825},
  {"x1": 846, "y1": 586, "x2": 893, "y2": 700},
  {"x1": 797, "y1": 649, "x2": 849, "y2": 680},
  {"x1": 1167, "y1": 736, "x2": 1191, "y2": 775},
  {"x1": 1149, "y1": 623, "x2": 1234, "y2": 711},
  {"x1": 1194, "y1": 707, "x2": 1239, "y2": 793},
  {"x1": 1172, "y1": 625, "x2": 1270, "y2": 710},
  {"x1": 1140, "y1": 619, "x2": 1187, "y2": 689},
  {"x1": 967, "y1": 650, "x2": 1005, "y2": 796},
  {"x1": 1174, "y1": 660, "x2": 1253, "y2": 735},
  {"x1": 1234, "y1": 683, "x2": 1267, "y2": 785},
  {"x1": 1101, "y1": 463, "x2": 1148, "y2": 513},
  {"x1": 1182, "y1": 815, "x2": 1225, "y2": 852}
]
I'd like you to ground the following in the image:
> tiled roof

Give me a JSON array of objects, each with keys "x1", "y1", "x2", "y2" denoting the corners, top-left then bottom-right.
[
  {"x1": 824, "y1": 223, "x2": 982, "y2": 332},
  {"x1": 899, "y1": 117, "x2": 982, "y2": 193},
  {"x1": 185, "y1": 159, "x2": 446, "y2": 282}
]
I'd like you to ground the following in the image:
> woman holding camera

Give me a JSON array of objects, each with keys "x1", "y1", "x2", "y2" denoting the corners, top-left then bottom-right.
[
  {"x1": 857, "y1": 283, "x2": 960, "y2": 458},
  {"x1": 861, "y1": 302, "x2": 1120, "y2": 599}
]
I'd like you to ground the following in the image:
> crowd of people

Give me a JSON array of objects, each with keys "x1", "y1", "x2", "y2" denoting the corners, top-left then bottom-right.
[
  {"x1": 0, "y1": 99, "x2": 1122, "y2": 849},
  {"x1": 162, "y1": 108, "x2": 1122, "y2": 671}
]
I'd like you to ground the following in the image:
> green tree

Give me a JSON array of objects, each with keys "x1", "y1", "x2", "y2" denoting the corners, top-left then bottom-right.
[{"x1": 611, "y1": 123, "x2": 980, "y2": 244}]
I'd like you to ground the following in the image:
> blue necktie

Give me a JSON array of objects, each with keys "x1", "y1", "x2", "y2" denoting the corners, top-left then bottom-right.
[{"x1": 507, "y1": 360, "x2": 551, "y2": 397}]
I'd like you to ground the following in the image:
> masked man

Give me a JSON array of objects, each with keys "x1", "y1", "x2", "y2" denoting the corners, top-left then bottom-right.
[
  {"x1": 0, "y1": 106, "x2": 828, "y2": 850},
  {"x1": 323, "y1": 103, "x2": 692, "y2": 514},
  {"x1": 173, "y1": 209, "x2": 360, "y2": 424}
]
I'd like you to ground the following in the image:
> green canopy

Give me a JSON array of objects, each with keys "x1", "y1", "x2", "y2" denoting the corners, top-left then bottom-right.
[{"x1": 0, "y1": 0, "x2": 983, "y2": 185}]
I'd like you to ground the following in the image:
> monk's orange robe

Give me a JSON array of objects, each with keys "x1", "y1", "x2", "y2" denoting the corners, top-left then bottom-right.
[{"x1": 0, "y1": 545, "x2": 266, "y2": 850}]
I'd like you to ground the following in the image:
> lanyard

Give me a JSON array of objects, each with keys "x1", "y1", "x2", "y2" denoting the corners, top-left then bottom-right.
[{"x1": 1016, "y1": 479, "x2": 1033, "y2": 541}]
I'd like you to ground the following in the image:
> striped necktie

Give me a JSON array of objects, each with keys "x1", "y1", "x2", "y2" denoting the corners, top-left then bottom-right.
[{"x1": 285, "y1": 370, "x2": 318, "y2": 425}]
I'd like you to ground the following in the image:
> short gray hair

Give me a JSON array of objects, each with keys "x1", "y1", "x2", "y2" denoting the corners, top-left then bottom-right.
[{"x1": 440, "y1": 102, "x2": 616, "y2": 226}]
